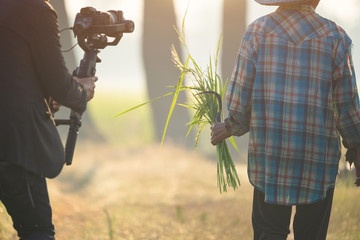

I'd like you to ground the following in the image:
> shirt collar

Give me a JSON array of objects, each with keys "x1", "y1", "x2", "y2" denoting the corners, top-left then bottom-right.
[{"x1": 277, "y1": 4, "x2": 315, "y2": 13}]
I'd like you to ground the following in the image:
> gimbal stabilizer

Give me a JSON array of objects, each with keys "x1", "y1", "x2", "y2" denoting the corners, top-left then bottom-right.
[{"x1": 55, "y1": 7, "x2": 134, "y2": 165}]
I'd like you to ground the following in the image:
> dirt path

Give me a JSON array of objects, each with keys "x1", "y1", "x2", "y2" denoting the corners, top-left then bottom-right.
[
  {"x1": 49, "y1": 144, "x2": 255, "y2": 240},
  {"x1": 0, "y1": 144, "x2": 305, "y2": 239}
]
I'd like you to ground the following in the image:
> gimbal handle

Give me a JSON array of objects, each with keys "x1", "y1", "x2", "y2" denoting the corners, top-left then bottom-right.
[{"x1": 61, "y1": 49, "x2": 100, "y2": 165}]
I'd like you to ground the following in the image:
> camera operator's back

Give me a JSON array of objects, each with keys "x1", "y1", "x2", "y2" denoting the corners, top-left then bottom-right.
[{"x1": 0, "y1": 0, "x2": 87, "y2": 178}]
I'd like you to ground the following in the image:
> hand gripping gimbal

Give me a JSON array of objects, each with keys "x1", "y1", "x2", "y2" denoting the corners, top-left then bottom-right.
[{"x1": 55, "y1": 7, "x2": 134, "y2": 165}]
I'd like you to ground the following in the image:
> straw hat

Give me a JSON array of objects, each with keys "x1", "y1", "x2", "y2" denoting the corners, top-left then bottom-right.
[{"x1": 255, "y1": 0, "x2": 311, "y2": 5}]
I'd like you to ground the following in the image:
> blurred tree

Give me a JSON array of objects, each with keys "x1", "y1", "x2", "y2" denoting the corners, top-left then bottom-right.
[
  {"x1": 221, "y1": 0, "x2": 247, "y2": 83},
  {"x1": 222, "y1": 0, "x2": 248, "y2": 152},
  {"x1": 51, "y1": 0, "x2": 105, "y2": 142},
  {"x1": 143, "y1": 0, "x2": 193, "y2": 146}
]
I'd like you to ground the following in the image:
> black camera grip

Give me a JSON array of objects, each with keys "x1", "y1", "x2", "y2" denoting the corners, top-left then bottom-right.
[
  {"x1": 75, "y1": 49, "x2": 99, "y2": 78},
  {"x1": 65, "y1": 49, "x2": 99, "y2": 165},
  {"x1": 64, "y1": 111, "x2": 82, "y2": 165}
]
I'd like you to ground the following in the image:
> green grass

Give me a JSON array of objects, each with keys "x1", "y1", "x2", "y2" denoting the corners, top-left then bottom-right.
[
  {"x1": 327, "y1": 172, "x2": 360, "y2": 240},
  {"x1": 86, "y1": 91, "x2": 155, "y2": 147}
]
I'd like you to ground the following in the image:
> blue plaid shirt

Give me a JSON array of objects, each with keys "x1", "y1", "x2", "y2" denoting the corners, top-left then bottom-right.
[{"x1": 225, "y1": 4, "x2": 360, "y2": 205}]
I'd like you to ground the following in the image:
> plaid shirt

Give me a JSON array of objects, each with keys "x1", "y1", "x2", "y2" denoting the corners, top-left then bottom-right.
[{"x1": 225, "y1": 4, "x2": 360, "y2": 205}]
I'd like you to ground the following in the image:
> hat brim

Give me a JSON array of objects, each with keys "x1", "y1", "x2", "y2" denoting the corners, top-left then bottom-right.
[{"x1": 255, "y1": 0, "x2": 311, "y2": 5}]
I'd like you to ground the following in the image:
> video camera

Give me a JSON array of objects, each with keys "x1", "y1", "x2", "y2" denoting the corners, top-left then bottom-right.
[
  {"x1": 55, "y1": 7, "x2": 134, "y2": 165},
  {"x1": 72, "y1": 7, "x2": 134, "y2": 77},
  {"x1": 73, "y1": 7, "x2": 134, "y2": 51}
]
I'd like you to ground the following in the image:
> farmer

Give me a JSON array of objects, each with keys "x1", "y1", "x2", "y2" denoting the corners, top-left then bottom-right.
[
  {"x1": 0, "y1": 0, "x2": 97, "y2": 239},
  {"x1": 211, "y1": 0, "x2": 360, "y2": 239}
]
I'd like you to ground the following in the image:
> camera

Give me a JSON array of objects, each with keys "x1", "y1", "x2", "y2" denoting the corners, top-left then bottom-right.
[{"x1": 73, "y1": 7, "x2": 135, "y2": 51}]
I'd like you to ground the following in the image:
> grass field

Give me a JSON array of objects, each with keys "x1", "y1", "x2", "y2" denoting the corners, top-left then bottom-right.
[
  {"x1": 0, "y1": 92, "x2": 360, "y2": 240},
  {"x1": 86, "y1": 91, "x2": 156, "y2": 146}
]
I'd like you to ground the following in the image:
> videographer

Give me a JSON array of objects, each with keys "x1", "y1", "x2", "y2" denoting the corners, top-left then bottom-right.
[{"x1": 0, "y1": 0, "x2": 97, "y2": 239}]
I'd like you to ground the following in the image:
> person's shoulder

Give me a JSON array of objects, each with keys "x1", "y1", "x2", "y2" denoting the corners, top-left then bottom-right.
[
  {"x1": 23, "y1": 0, "x2": 58, "y2": 23},
  {"x1": 243, "y1": 14, "x2": 271, "y2": 40},
  {"x1": 23, "y1": 0, "x2": 49, "y2": 7},
  {"x1": 315, "y1": 14, "x2": 352, "y2": 46},
  {"x1": 330, "y1": 23, "x2": 352, "y2": 46},
  {"x1": 1, "y1": 0, "x2": 54, "y2": 14},
  {"x1": 4, "y1": 0, "x2": 45, "y2": 7},
  {"x1": 247, "y1": 14, "x2": 269, "y2": 33},
  {"x1": 30, "y1": 0, "x2": 55, "y2": 12}
]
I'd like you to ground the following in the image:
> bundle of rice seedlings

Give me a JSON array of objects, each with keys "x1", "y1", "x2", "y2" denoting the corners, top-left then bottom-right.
[
  {"x1": 168, "y1": 18, "x2": 240, "y2": 193},
  {"x1": 115, "y1": 14, "x2": 240, "y2": 193}
]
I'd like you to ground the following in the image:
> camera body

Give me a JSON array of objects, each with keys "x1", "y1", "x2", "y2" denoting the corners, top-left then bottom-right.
[{"x1": 73, "y1": 7, "x2": 135, "y2": 51}]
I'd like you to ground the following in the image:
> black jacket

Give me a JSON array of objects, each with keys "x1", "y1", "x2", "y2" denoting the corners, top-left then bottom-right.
[{"x1": 0, "y1": 0, "x2": 87, "y2": 178}]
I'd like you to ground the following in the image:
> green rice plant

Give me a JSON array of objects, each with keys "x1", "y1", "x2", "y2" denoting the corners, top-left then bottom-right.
[
  {"x1": 175, "y1": 205, "x2": 185, "y2": 223},
  {"x1": 169, "y1": 15, "x2": 240, "y2": 193},
  {"x1": 115, "y1": 12, "x2": 240, "y2": 193},
  {"x1": 104, "y1": 209, "x2": 114, "y2": 240}
]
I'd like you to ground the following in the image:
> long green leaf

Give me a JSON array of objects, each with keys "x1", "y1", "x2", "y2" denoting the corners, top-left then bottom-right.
[
  {"x1": 229, "y1": 136, "x2": 239, "y2": 152},
  {"x1": 113, "y1": 88, "x2": 187, "y2": 118},
  {"x1": 160, "y1": 56, "x2": 190, "y2": 147}
]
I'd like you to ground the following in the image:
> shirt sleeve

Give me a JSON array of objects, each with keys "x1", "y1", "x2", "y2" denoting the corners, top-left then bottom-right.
[
  {"x1": 224, "y1": 36, "x2": 257, "y2": 136},
  {"x1": 29, "y1": 3, "x2": 87, "y2": 114},
  {"x1": 333, "y1": 44, "x2": 360, "y2": 149}
]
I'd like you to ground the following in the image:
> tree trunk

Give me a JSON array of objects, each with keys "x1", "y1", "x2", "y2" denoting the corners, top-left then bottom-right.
[
  {"x1": 222, "y1": 0, "x2": 247, "y2": 81},
  {"x1": 222, "y1": 0, "x2": 248, "y2": 152},
  {"x1": 51, "y1": 0, "x2": 105, "y2": 143},
  {"x1": 143, "y1": 0, "x2": 192, "y2": 147}
]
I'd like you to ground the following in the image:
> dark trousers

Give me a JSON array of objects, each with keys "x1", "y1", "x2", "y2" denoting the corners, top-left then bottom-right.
[
  {"x1": 0, "y1": 162, "x2": 55, "y2": 240},
  {"x1": 252, "y1": 187, "x2": 334, "y2": 240}
]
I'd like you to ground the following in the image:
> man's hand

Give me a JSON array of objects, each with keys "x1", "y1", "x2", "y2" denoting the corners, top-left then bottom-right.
[
  {"x1": 51, "y1": 99, "x2": 61, "y2": 112},
  {"x1": 354, "y1": 145, "x2": 360, "y2": 186},
  {"x1": 74, "y1": 76, "x2": 98, "y2": 101},
  {"x1": 210, "y1": 122, "x2": 231, "y2": 146}
]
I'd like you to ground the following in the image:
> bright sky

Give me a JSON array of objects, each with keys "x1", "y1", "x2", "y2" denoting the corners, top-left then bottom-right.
[{"x1": 64, "y1": 0, "x2": 360, "y2": 92}]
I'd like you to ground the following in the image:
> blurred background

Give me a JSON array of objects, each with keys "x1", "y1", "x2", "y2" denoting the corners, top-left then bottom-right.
[
  {"x1": 1, "y1": 0, "x2": 360, "y2": 239},
  {"x1": 55, "y1": 0, "x2": 360, "y2": 152}
]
